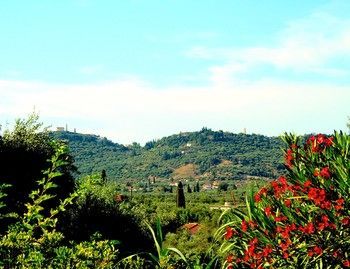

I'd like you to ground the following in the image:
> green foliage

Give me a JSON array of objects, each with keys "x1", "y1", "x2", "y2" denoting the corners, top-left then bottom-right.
[
  {"x1": 146, "y1": 218, "x2": 187, "y2": 268},
  {"x1": 60, "y1": 174, "x2": 154, "y2": 255},
  {"x1": 0, "y1": 113, "x2": 76, "y2": 230},
  {"x1": 0, "y1": 141, "x2": 118, "y2": 268}
]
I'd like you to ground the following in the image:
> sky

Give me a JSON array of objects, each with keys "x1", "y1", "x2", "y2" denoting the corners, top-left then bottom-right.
[{"x1": 0, "y1": 0, "x2": 349, "y2": 144}]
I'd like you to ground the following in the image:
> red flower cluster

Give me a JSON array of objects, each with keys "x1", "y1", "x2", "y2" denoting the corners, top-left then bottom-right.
[
  {"x1": 307, "y1": 187, "x2": 331, "y2": 209},
  {"x1": 299, "y1": 222, "x2": 315, "y2": 234},
  {"x1": 308, "y1": 246, "x2": 323, "y2": 257},
  {"x1": 276, "y1": 223, "x2": 296, "y2": 239},
  {"x1": 314, "y1": 167, "x2": 332, "y2": 179},
  {"x1": 271, "y1": 176, "x2": 290, "y2": 198},
  {"x1": 225, "y1": 226, "x2": 235, "y2": 240},
  {"x1": 254, "y1": 187, "x2": 268, "y2": 202},
  {"x1": 307, "y1": 134, "x2": 333, "y2": 153}
]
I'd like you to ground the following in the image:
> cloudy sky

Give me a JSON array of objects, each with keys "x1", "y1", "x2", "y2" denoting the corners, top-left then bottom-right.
[{"x1": 0, "y1": 0, "x2": 349, "y2": 144}]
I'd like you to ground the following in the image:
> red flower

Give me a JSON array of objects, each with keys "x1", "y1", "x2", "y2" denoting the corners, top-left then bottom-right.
[
  {"x1": 227, "y1": 254, "x2": 234, "y2": 263},
  {"x1": 264, "y1": 207, "x2": 272, "y2": 217},
  {"x1": 271, "y1": 177, "x2": 290, "y2": 198},
  {"x1": 284, "y1": 199, "x2": 291, "y2": 207},
  {"x1": 285, "y1": 149, "x2": 294, "y2": 168},
  {"x1": 317, "y1": 215, "x2": 330, "y2": 231},
  {"x1": 308, "y1": 187, "x2": 328, "y2": 207},
  {"x1": 335, "y1": 198, "x2": 345, "y2": 211},
  {"x1": 254, "y1": 187, "x2": 268, "y2": 202},
  {"x1": 241, "y1": 220, "x2": 248, "y2": 232},
  {"x1": 262, "y1": 245, "x2": 273, "y2": 257},
  {"x1": 341, "y1": 217, "x2": 350, "y2": 226},
  {"x1": 308, "y1": 134, "x2": 333, "y2": 152},
  {"x1": 320, "y1": 167, "x2": 331, "y2": 179},
  {"x1": 274, "y1": 215, "x2": 288, "y2": 222},
  {"x1": 225, "y1": 226, "x2": 234, "y2": 240},
  {"x1": 300, "y1": 222, "x2": 315, "y2": 234},
  {"x1": 308, "y1": 246, "x2": 322, "y2": 257},
  {"x1": 344, "y1": 260, "x2": 350, "y2": 267}
]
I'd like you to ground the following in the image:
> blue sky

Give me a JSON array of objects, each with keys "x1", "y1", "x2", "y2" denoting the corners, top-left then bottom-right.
[{"x1": 0, "y1": 0, "x2": 349, "y2": 144}]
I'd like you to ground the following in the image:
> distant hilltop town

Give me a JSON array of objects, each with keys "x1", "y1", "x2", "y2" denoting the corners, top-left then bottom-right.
[{"x1": 56, "y1": 124, "x2": 76, "y2": 133}]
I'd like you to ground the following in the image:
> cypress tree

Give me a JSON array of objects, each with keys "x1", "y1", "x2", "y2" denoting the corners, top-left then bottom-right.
[
  {"x1": 101, "y1": 169, "x2": 107, "y2": 183},
  {"x1": 187, "y1": 184, "x2": 192, "y2": 193},
  {"x1": 196, "y1": 181, "x2": 200, "y2": 192},
  {"x1": 176, "y1": 181, "x2": 186, "y2": 208}
]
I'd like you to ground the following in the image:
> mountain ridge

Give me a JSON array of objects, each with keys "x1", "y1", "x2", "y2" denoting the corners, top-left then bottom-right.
[{"x1": 51, "y1": 128, "x2": 286, "y2": 181}]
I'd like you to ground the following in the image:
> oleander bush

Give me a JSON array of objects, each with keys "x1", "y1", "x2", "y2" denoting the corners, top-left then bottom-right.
[{"x1": 218, "y1": 132, "x2": 350, "y2": 268}]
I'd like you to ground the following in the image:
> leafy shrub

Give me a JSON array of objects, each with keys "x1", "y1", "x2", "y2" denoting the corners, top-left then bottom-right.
[
  {"x1": 0, "y1": 142, "x2": 118, "y2": 268},
  {"x1": 0, "y1": 113, "x2": 76, "y2": 231},
  {"x1": 217, "y1": 132, "x2": 350, "y2": 268}
]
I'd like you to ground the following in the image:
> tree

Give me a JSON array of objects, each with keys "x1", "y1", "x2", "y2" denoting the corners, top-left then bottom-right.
[
  {"x1": 218, "y1": 182, "x2": 228, "y2": 192},
  {"x1": 176, "y1": 181, "x2": 186, "y2": 208},
  {"x1": 195, "y1": 181, "x2": 200, "y2": 192},
  {"x1": 101, "y1": 169, "x2": 107, "y2": 183},
  {"x1": 187, "y1": 184, "x2": 192, "y2": 193},
  {"x1": 0, "y1": 113, "x2": 76, "y2": 231}
]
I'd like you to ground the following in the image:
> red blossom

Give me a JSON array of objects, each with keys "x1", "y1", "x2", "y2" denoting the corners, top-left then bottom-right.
[
  {"x1": 284, "y1": 199, "x2": 291, "y2": 207},
  {"x1": 341, "y1": 217, "x2": 350, "y2": 226},
  {"x1": 307, "y1": 187, "x2": 331, "y2": 208},
  {"x1": 225, "y1": 226, "x2": 234, "y2": 240},
  {"x1": 264, "y1": 207, "x2": 272, "y2": 217},
  {"x1": 344, "y1": 260, "x2": 350, "y2": 267},
  {"x1": 334, "y1": 198, "x2": 345, "y2": 211},
  {"x1": 285, "y1": 148, "x2": 294, "y2": 168},
  {"x1": 307, "y1": 134, "x2": 334, "y2": 152},
  {"x1": 262, "y1": 245, "x2": 273, "y2": 257},
  {"x1": 271, "y1": 176, "x2": 290, "y2": 198},
  {"x1": 320, "y1": 167, "x2": 331, "y2": 179},
  {"x1": 279, "y1": 239, "x2": 292, "y2": 251},
  {"x1": 241, "y1": 220, "x2": 248, "y2": 232},
  {"x1": 274, "y1": 215, "x2": 288, "y2": 222},
  {"x1": 227, "y1": 254, "x2": 234, "y2": 263},
  {"x1": 308, "y1": 246, "x2": 323, "y2": 257},
  {"x1": 317, "y1": 215, "x2": 330, "y2": 231},
  {"x1": 300, "y1": 222, "x2": 315, "y2": 234},
  {"x1": 254, "y1": 187, "x2": 268, "y2": 202}
]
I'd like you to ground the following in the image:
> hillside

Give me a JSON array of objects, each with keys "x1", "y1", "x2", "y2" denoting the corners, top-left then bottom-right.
[{"x1": 51, "y1": 128, "x2": 286, "y2": 181}]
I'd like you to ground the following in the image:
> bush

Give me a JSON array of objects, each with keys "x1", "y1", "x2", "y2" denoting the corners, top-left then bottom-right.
[
  {"x1": 0, "y1": 113, "x2": 76, "y2": 231},
  {"x1": 0, "y1": 142, "x2": 118, "y2": 268},
  {"x1": 218, "y1": 132, "x2": 350, "y2": 268}
]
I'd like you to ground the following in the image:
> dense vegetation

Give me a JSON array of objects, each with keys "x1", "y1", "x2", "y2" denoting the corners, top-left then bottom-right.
[
  {"x1": 51, "y1": 128, "x2": 285, "y2": 181},
  {"x1": 1, "y1": 115, "x2": 349, "y2": 268}
]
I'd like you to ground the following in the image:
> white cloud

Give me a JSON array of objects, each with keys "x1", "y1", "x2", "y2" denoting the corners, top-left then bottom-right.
[
  {"x1": 0, "y1": 78, "x2": 349, "y2": 144},
  {"x1": 187, "y1": 12, "x2": 350, "y2": 85}
]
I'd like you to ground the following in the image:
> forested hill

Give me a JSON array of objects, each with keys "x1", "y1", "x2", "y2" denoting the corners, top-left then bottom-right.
[{"x1": 51, "y1": 128, "x2": 286, "y2": 181}]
